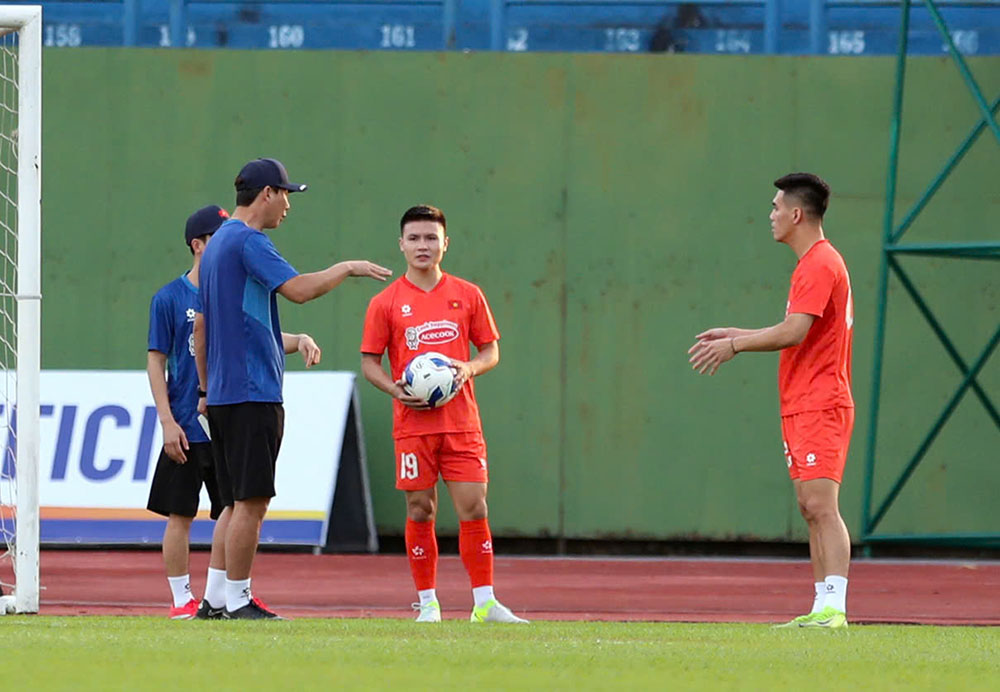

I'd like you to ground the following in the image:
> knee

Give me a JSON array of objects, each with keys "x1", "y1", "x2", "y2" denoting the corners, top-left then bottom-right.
[
  {"x1": 236, "y1": 498, "x2": 269, "y2": 521},
  {"x1": 458, "y1": 498, "x2": 488, "y2": 521},
  {"x1": 406, "y1": 497, "x2": 436, "y2": 522},
  {"x1": 167, "y1": 514, "x2": 194, "y2": 530},
  {"x1": 799, "y1": 497, "x2": 838, "y2": 524}
]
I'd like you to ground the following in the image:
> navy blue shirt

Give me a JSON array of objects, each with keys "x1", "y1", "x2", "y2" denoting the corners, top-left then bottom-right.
[
  {"x1": 148, "y1": 273, "x2": 208, "y2": 443},
  {"x1": 199, "y1": 218, "x2": 299, "y2": 405}
]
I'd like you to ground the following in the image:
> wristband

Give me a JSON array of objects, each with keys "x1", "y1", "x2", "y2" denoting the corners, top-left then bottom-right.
[{"x1": 197, "y1": 389, "x2": 207, "y2": 398}]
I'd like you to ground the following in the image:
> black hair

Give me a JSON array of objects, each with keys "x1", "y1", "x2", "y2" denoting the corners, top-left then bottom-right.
[
  {"x1": 188, "y1": 234, "x2": 211, "y2": 255},
  {"x1": 773, "y1": 172, "x2": 830, "y2": 219},
  {"x1": 400, "y1": 205, "x2": 447, "y2": 235},
  {"x1": 234, "y1": 175, "x2": 265, "y2": 208}
]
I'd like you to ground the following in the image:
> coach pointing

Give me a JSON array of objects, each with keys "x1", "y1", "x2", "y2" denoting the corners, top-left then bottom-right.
[{"x1": 195, "y1": 158, "x2": 391, "y2": 619}]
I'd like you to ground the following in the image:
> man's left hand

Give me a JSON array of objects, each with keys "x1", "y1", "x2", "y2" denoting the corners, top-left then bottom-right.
[{"x1": 299, "y1": 334, "x2": 322, "y2": 368}]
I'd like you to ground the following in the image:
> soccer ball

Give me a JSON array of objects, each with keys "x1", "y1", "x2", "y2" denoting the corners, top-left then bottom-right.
[{"x1": 403, "y1": 351, "x2": 458, "y2": 408}]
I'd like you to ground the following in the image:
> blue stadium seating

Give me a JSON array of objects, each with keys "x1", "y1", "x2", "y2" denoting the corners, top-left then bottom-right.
[{"x1": 10, "y1": 0, "x2": 1000, "y2": 54}]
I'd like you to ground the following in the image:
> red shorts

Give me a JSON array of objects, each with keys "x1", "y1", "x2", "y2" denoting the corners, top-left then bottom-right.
[
  {"x1": 781, "y1": 407, "x2": 854, "y2": 483},
  {"x1": 394, "y1": 431, "x2": 489, "y2": 491}
]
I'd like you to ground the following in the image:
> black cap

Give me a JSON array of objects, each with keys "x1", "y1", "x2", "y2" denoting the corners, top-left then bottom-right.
[
  {"x1": 235, "y1": 158, "x2": 308, "y2": 193},
  {"x1": 185, "y1": 205, "x2": 229, "y2": 246}
]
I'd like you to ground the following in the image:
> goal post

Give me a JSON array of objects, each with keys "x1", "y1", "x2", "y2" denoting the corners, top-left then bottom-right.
[{"x1": 0, "y1": 4, "x2": 41, "y2": 616}]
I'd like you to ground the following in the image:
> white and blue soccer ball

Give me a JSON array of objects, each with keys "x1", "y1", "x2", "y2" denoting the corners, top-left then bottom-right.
[{"x1": 403, "y1": 351, "x2": 458, "y2": 408}]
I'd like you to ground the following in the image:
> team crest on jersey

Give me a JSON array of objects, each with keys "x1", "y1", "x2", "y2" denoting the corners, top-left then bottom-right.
[
  {"x1": 405, "y1": 320, "x2": 459, "y2": 350},
  {"x1": 401, "y1": 304, "x2": 412, "y2": 316}
]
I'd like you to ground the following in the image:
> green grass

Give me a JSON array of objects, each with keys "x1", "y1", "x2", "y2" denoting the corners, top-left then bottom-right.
[{"x1": 2, "y1": 618, "x2": 998, "y2": 690}]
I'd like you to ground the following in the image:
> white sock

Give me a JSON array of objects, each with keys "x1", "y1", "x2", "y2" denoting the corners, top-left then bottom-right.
[
  {"x1": 811, "y1": 581, "x2": 826, "y2": 614},
  {"x1": 167, "y1": 575, "x2": 193, "y2": 608},
  {"x1": 472, "y1": 585, "x2": 495, "y2": 608},
  {"x1": 824, "y1": 575, "x2": 848, "y2": 613},
  {"x1": 204, "y1": 567, "x2": 226, "y2": 609},
  {"x1": 225, "y1": 578, "x2": 252, "y2": 612},
  {"x1": 418, "y1": 589, "x2": 438, "y2": 607}
]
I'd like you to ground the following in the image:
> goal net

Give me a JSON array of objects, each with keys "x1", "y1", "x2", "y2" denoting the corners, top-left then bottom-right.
[{"x1": 0, "y1": 4, "x2": 41, "y2": 616}]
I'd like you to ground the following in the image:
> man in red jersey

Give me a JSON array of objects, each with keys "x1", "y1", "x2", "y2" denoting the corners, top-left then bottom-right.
[
  {"x1": 689, "y1": 173, "x2": 853, "y2": 629},
  {"x1": 361, "y1": 205, "x2": 528, "y2": 624}
]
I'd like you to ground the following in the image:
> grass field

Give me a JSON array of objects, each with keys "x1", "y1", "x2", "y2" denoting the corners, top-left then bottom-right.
[{"x1": 2, "y1": 618, "x2": 998, "y2": 690}]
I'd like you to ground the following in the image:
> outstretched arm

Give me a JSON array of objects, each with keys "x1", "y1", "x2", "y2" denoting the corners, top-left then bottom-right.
[
  {"x1": 689, "y1": 313, "x2": 815, "y2": 376},
  {"x1": 278, "y1": 261, "x2": 392, "y2": 304}
]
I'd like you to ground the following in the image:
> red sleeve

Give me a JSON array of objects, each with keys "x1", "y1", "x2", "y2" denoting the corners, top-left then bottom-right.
[
  {"x1": 468, "y1": 285, "x2": 500, "y2": 348},
  {"x1": 360, "y1": 294, "x2": 390, "y2": 355},
  {"x1": 788, "y1": 257, "x2": 835, "y2": 318}
]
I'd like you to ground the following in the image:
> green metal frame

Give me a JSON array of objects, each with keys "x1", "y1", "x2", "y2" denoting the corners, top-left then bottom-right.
[{"x1": 862, "y1": 0, "x2": 1000, "y2": 548}]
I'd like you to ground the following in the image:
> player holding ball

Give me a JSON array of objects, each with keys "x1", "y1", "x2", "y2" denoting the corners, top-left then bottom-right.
[{"x1": 361, "y1": 204, "x2": 528, "y2": 624}]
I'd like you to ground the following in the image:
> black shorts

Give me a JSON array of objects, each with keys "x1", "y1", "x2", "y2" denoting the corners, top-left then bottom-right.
[
  {"x1": 146, "y1": 442, "x2": 224, "y2": 520},
  {"x1": 207, "y1": 402, "x2": 284, "y2": 506}
]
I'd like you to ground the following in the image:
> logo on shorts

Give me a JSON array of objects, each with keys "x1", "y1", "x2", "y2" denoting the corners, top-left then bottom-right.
[
  {"x1": 479, "y1": 458, "x2": 488, "y2": 470},
  {"x1": 806, "y1": 453, "x2": 817, "y2": 466},
  {"x1": 401, "y1": 304, "x2": 412, "y2": 316},
  {"x1": 481, "y1": 540, "x2": 493, "y2": 553},
  {"x1": 405, "y1": 320, "x2": 459, "y2": 350},
  {"x1": 411, "y1": 546, "x2": 425, "y2": 558},
  {"x1": 783, "y1": 440, "x2": 792, "y2": 468}
]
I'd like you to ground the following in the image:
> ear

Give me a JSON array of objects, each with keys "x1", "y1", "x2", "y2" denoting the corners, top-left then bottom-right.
[
  {"x1": 442, "y1": 234, "x2": 449, "y2": 253},
  {"x1": 792, "y1": 207, "x2": 804, "y2": 225},
  {"x1": 398, "y1": 235, "x2": 405, "y2": 253}
]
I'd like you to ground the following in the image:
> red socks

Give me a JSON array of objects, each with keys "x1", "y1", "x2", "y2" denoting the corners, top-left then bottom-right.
[
  {"x1": 459, "y1": 518, "x2": 494, "y2": 588},
  {"x1": 407, "y1": 518, "x2": 494, "y2": 590},
  {"x1": 405, "y1": 519, "x2": 438, "y2": 591}
]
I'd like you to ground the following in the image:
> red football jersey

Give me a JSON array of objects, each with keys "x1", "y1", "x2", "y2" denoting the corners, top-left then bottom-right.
[
  {"x1": 361, "y1": 273, "x2": 501, "y2": 438},
  {"x1": 778, "y1": 240, "x2": 854, "y2": 416}
]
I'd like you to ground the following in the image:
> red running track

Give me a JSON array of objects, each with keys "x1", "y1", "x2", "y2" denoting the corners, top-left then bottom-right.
[{"x1": 3, "y1": 551, "x2": 998, "y2": 624}]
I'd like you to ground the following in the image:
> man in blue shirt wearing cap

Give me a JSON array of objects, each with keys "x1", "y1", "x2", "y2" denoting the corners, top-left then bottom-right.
[
  {"x1": 147, "y1": 204, "x2": 232, "y2": 620},
  {"x1": 197, "y1": 158, "x2": 391, "y2": 619}
]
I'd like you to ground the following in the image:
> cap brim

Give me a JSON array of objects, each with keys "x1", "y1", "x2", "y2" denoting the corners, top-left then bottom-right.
[{"x1": 278, "y1": 183, "x2": 308, "y2": 192}]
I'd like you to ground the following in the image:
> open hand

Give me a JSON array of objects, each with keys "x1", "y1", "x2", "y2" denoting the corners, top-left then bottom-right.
[
  {"x1": 349, "y1": 261, "x2": 393, "y2": 282},
  {"x1": 393, "y1": 378, "x2": 431, "y2": 410},
  {"x1": 688, "y1": 337, "x2": 736, "y2": 376}
]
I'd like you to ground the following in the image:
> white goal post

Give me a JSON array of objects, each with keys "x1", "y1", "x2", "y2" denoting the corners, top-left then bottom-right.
[{"x1": 0, "y1": 4, "x2": 40, "y2": 616}]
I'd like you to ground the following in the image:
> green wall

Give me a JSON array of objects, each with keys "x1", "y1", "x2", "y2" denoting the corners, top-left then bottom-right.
[{"x1": 43, "y1": 49, "x2": 999, "y2": 541}]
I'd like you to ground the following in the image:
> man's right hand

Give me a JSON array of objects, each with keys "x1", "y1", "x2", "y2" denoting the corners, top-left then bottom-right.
[
  {"x1": 393, "y1": 379, "x2": 430, "y2": 410},
  {"x1": 348, "y1": 260, "x2": 393, "y2": 282},
  {"x1": 162, "y1": 420, "x2": 189, "y2": 463}
]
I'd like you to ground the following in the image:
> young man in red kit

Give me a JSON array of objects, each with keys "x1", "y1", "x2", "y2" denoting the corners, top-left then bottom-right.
[
  {"x1": 361, "y1": 205, "x2": 527, "y2": 624},
  {"x1": 689, "y1": 173, "x2": 853, "y2": 629}
]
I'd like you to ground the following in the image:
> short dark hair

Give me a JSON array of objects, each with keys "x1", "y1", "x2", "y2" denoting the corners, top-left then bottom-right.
[
  {"x1": 188, "y1": 234, "x2": 210, "y2": 256},
  {"x1": 773, "y1": 172, "x2": 830, "y2": 219},
  {"x1": 400, "y1": 205, "x2": 446, "y2": 235},
  {"x1": 235, "y1": 175, "x2": 264, "y2": 207}
]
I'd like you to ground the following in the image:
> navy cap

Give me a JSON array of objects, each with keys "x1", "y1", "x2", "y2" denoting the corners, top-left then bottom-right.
[
  {"x1": 235, "y1": 158, "x2": 308, "y2": 193},
  {"x1": 185, "y1": 205, "x2": 229, "y2": 246}
]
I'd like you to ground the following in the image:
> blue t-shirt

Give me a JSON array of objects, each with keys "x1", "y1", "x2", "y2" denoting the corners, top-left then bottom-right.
[
  {"x1": 199, "y1": 218, "x2": 299, "y2": 405},
  {"x1": 147, "y1": 273, "x2": 208, "y2": 443}
]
